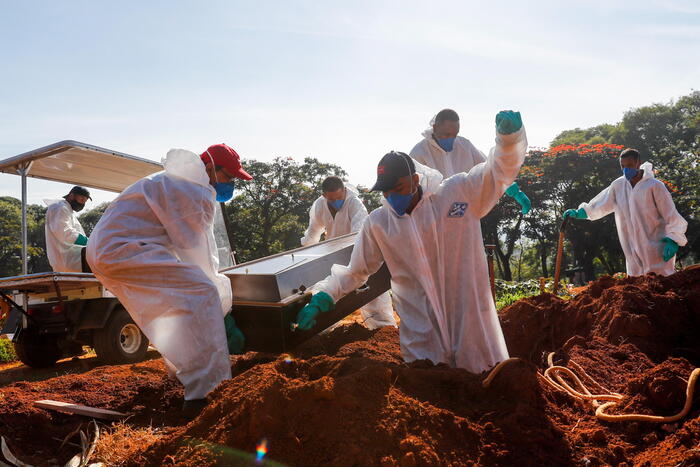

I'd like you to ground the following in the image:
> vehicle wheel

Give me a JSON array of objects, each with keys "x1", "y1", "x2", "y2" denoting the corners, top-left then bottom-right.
[
  {"x1": 13, "y1": 329, "x2": 63, "y2": 368},
  {"x1": 93, "y1": 308, "x2": 149, "y2": 364}
]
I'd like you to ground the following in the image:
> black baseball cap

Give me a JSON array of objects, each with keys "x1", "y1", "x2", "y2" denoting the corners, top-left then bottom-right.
[
  {"x1": 68, "y1": 186, "x2": 92, "y2": 200},
  {"x1": 371, "y1": 151, "x2": 416, "y2": 192}
]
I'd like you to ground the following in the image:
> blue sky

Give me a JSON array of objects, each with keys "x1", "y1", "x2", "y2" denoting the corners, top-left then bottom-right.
[{"x1": 1, "y1": 0, "x2": 698, "y2": 205}]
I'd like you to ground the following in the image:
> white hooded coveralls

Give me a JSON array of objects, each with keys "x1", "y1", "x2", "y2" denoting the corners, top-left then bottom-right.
[
  {"x1": 316, "y1": 127, "x2": 528, "y2": 372},
  {"x1": 580, "y1": 161, "x2": 687, "y2": 277},
  {"x1": 45, "y1": 199, "x2": 87, "y2": 272},
  {"x1": 87, "y1": 149, "x2": 233, "y2": 400},
  {"x1": 301, "y1": 185, "x2": 396, "y2": 330},
  {"x1": 409, "y1": 127, "x2": 487, "y2": 177}
]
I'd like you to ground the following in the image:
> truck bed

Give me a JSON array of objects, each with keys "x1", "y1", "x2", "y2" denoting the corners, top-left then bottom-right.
[{"x1": 0, "y1": 272, "x2": 104, "y2": 300}]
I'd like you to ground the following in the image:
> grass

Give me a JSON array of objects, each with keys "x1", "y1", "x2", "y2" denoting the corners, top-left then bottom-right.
[
  {"x1": 495, "y1": 278, "x2": 574, "y2": 310},
  {"x1": 0, "y1": 338, "x2": 17, "y2": 364},
  {"x1": 93, "y1": 422, "x2": 163, "y2": 466}
]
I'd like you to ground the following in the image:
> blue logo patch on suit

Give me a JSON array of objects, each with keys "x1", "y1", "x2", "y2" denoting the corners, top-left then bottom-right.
[{"x1": 448, "y1": 202, "x2": 468, "y2": 218}]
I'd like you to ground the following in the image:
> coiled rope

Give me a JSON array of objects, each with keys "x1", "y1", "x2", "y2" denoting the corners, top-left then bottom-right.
[{"x1": 482, "y1": 353, "x2": 700, "y2": 423}]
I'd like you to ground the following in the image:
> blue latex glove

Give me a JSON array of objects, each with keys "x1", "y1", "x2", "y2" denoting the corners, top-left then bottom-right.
[
  {"x1": 224, "y1": 313, "x2": 245, "y2": 354},
  {"x1": 662, "y1": 237, "x2": 679, "y2": 261},
  {"x1": 495, "y1": 110, "x2": 522, "y2": 135},
  {"x1": 74, "y1": 233, "x2": 88, "y2": 246},
  {"x1": 295, "y1": 291, "x2": 335, "y2": 331},
  {"x1": 504, "y1": 182, "x2": 531, "y2": 214},
  {"x1": 563, "y1": 208, "x2": 587, "y2": 220}
]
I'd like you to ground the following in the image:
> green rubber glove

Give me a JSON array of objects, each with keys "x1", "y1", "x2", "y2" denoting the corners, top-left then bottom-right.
[
  {"x1": 495, "y1": 110, "x2": 522, "y2": 135},
  {"x1": 74, "y1": 234, "x2": 88, "y2": 246},
  {"x1": 224, "y1": 313, "x2": 245, "y2": 354},
  {"x1": 295, "y1": 291, "x2": 335, "y2": 331},
  {"x1": 563, "y1": 208, "x2": 587, "y2": 220},
  {"x1": 504, "y1": 182, "x2": 531, "y2": 214},
  {"x1": 662, "y1": 237, "x2": 679, "y2": 261}
]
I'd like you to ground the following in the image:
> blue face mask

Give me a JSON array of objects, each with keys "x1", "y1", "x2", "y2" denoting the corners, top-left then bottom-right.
[
  {"x1": 328, "y1": 199, "x2": 344, "y2": 211},
  {"x1": 436, "y1": 137, "x2": 456, "y2": 152},
  {"x1": 622, "y1": 167, "x2": 638, "y2": 181},
  {"x1": 386, "y1": 192, "x2": 414, "y2": 216},
  {"x1": 214, "y1": 181, "x2": 235, "y2": 202}
]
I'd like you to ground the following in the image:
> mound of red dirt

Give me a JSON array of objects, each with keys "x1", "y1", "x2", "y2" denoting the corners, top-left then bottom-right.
[
  {"x1": 0, "y1": 269, "x2": 698, "y2": 466},
  {"x1": 500, "y1": 269, "x2": 700, "y2": 365},
  {"x1": 136, "y1": 329, "x2": 568, "y2": 466},
  {"x1": 0, "y1": 359, "x2": 186, "y2": 465}
]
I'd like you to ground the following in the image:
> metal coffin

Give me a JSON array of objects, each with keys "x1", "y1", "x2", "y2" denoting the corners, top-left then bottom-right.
[
  {"x1": 224, "y1": 233, "x2": 393, "y2": 352},
  {"x1": 230, "y1": 263, "x2": 391, "y2": 353},
  {"x1": 223, "y1": 233, "x2": 358, "y2": 302}
]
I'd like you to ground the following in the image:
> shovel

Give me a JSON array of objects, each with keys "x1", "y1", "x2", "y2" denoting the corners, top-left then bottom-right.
[{"x1": 552, "y1": 217, "x2": 569, "y2": 294}]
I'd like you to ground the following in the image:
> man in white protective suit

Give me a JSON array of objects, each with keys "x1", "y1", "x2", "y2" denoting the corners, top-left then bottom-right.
[
  {"x1": 45, "y1": 185, "x2": 92, "y2": 273},
  {"x1": 563, "y1": 148, "x2": 687, "y2": 276},
  {"x1": 294, "y1": 111, "x2": 527, "y2": 373},
  {"x1": 87, "y1": 143, "x2": 252, "y2": 415},
  {"x1": 409, "y1": 108, "x2": 531, "y2": 215},
  {"x1": 300, "y1": 176, "x2": 396, "y2": 329}
]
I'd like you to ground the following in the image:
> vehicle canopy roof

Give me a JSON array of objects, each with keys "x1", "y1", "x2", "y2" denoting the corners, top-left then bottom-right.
[{"x1": 0, "y1": 140, "x2": 162, "y2": 192}]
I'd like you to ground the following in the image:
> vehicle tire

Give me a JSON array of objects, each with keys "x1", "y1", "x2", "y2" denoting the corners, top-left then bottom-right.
[
  {"x1": 93, "y1": 308, "x2": 149, "y2": 364},
  {"x1": 13, "y1": 329, "x2": 63, "y2": 368}
]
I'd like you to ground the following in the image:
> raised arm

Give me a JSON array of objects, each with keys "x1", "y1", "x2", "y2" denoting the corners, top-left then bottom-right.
[{"x1": 457, "y1": 111, "x2": 528, "y2": 219}]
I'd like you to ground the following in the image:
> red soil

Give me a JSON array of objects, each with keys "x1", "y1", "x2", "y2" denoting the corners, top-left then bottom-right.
[{"x1": 0, "y1": 269, "x2": 698, "y2": 466}]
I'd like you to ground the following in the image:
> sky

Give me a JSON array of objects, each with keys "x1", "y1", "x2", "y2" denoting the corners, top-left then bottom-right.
[{"x1": 1, "y1": 0, "x2": 698, "y2": 206}]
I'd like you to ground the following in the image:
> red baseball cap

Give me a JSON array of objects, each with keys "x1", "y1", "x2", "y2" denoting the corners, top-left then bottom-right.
[{"x1": 200, "y1": 143, "x2": 253, "y2": 181}]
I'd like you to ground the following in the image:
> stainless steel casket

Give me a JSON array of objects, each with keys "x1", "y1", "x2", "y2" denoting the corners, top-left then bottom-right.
[{"x1": 224, "y1": 233, "x2": 391, "y2": 352}]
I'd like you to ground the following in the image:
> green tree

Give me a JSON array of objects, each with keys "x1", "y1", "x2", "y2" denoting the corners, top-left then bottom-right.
[
  {"x1": 0, "y1": 197, "x2": 23, "y2": 276},
  {"x1": 481, "y1": 198, "x2": 523, "y2": 281},
  {"x1": 79, "y1": 202, "x2": 110, "y2": 236},
  {"x1": 27, "y1": 203, "x2": 49, "y2": 273},
  {"x1": 357, "y1": 185, "x2": 382, "y2": 212},
  {"x1": 0, "y1": 197, "x2": 47, "y2": 276},
  {"x1": 550, "y1": 123, "x2": 618, "y2": 146}
]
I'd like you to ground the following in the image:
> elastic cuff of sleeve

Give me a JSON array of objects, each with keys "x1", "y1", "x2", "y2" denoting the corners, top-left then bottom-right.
[{"x1": 495, "y1": 126, "x2": 525, "y2": 146}]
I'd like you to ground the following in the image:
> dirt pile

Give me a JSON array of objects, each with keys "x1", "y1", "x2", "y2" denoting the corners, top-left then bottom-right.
[
  {"x1": 0, "y1": 359, "x2": 187, "y2": 465},
  {"x1": 133, "y1": 269, "x2": 700, "y2": 466},
  {"x1": 136, "y1": 329, "x2": 568, "y2": 466},
  {"x1": 500, "y1": 270, "x2": 700, "y2": 365},
  {"x1": 0, "y1": 269, "x2": 698, "y2": 466}
]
